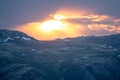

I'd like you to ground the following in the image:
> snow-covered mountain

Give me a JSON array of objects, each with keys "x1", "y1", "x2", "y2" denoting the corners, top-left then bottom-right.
[
  {"x1": 0, "y1": 29, "x2": 120, "y2": 80},
  {"x1": 0, "y1": 29, "x2": 35, "y2": 42}
]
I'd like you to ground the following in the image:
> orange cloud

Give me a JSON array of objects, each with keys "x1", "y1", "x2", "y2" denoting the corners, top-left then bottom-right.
[
  {"x1": 117, "y1": 27, "x2": 120, "y2": 32},
  {"x1": 88, "y1": 24, "x2": 117, "y2": 32},
  {"x1": 13, "y1": 9, "x2": 120, "y2": 40},
  {"x1": 53, "y1": 9, "x2": 110, "y2": 22},
  {"x1": 13, "y1": 21, "x2": 85, "y2": 40}
]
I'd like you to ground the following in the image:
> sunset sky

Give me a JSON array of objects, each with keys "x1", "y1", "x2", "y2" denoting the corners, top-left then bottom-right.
[{"x1": 0, "y1": 0, "x2": 120, "y2": 40}]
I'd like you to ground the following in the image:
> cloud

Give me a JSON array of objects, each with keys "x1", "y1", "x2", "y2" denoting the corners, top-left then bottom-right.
[
  {"x1": 53, "y1": 12, "x2": 110, "y2": 21},
  {"x1": 13, "y1": 10, "x2": 120, "y2": 40},
  {"x1": 87, "y1": 24, "x2": 117, "y2": 32},
  {"x1": 13, "y1": 21, "x2": 86, "y2": 40},
  {"x1": 54, "y1": 12, "x2": 120, "y2": 33}
]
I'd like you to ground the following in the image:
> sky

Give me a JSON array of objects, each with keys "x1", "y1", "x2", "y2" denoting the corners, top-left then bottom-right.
[{"x1": 0, "y1": 0, "x2": 120, "y2": 40}]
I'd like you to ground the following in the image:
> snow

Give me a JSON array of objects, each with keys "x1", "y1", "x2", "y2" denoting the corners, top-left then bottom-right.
[
  {"x1": 101, "y1": 45, "x2": 107, "y2": 48},
  {"x1": 94, "y1": 48, "x2": 99, "y2": 50},
  {"x1": 81, "y1": 56, "x2": 87, "y2": 59},
  {"x1": 108, "y1": 46, "x2": 113, "y2": 48},
  {"x1": 14, "y1": 36, "x2": 20, "y2": 38},
  {"x1": 21, "y1": 54, "x2": 26, "y2": 56},
  {"x1": 63, "y1": 39, "x2": 71, "y2": 42},
  {"x1": 22, "y1": 37, "x2": 31, "y2": 40},
  {"x1": 61, "y1": 47, "x2": 69, "y2": 50},
  {"x1": 4, "y1": 37, "x2": 14, "y2": 42},
  {"x1": 3, "y1": 36, "x2": 31, "y2": 42},
  {"x1": 31, "y1": 49, "x2": 37, "y2": 51},
  {"x1": 103, "y1": 44, "x2": 107, "y2": 46},
  {"x1": 59, "y1": 59, "x2": 64, "y2": 63},
  {"x1": 113, "y1": 49, "x2": 117, "y2": 51},
  {"x1": 15, "y1": 36, "x2": 32, "y2": 41}
]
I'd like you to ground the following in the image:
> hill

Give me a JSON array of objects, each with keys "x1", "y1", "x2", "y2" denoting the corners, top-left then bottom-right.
[{"x1": 0, "y1": 29, "x2": 120, "y2": 80}]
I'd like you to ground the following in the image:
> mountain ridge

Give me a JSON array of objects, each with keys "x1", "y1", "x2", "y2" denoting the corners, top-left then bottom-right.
[{"x1": 0, "y1": 29, "x2": 120, "y2": 80}]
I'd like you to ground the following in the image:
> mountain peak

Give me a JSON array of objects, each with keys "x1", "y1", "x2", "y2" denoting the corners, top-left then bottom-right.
[{"x1": 0, "y1": 29, "x2": 36, "y2": 43}]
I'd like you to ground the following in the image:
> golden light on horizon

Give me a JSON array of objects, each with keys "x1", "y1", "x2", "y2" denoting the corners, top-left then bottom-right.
[
  {"x1": 13, "y1": 11, "x2": 88, "y2": 40},
  {"x1": 53, "y1": 15, "x2": 67, "y2": 20},
  {"x1": 13, "y1": 9, "x2": 119, "y2": 41},
  {"x1": 39, "y1": 20, "x2": 67, "y2": 33}
]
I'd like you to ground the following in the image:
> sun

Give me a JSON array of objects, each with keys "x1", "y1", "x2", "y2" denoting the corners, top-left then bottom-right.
[{"x1": 39, "y1": 20, "x2": 66, "y2": 33}]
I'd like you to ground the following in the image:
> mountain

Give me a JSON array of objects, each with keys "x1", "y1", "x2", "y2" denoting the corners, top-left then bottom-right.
[{"x1": 0, "y1": 29, "x2": 120, "y2": 80}]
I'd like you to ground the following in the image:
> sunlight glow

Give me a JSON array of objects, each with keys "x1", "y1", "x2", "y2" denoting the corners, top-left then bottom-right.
[
  {"x1": 53, "y1": 15, "x2": 67, "y2": 20},
  {"x1": 39, "y1": 20, "x2": 67, "y2": 32},
  {"x1": 14, "y1": 9, "x2": 116, "y2": 41}
]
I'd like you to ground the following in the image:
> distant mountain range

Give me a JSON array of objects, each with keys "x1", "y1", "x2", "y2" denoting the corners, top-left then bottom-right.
[{"x1": 0, "y1": 29, "x2": 120, "y2": 80}]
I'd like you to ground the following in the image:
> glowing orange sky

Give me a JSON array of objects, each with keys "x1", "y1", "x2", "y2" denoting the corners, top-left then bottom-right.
[
  {"x1": 15, "y1": 22, "x2": 85, "y2": 40},
  {"x1": 13, "y1": 9, "x2": 120, "y2": 40}
]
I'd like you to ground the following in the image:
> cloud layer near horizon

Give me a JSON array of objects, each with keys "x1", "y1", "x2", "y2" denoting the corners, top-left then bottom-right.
[{"x1": 13, "y1": 11, "x2": 120, "y2": 40}]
